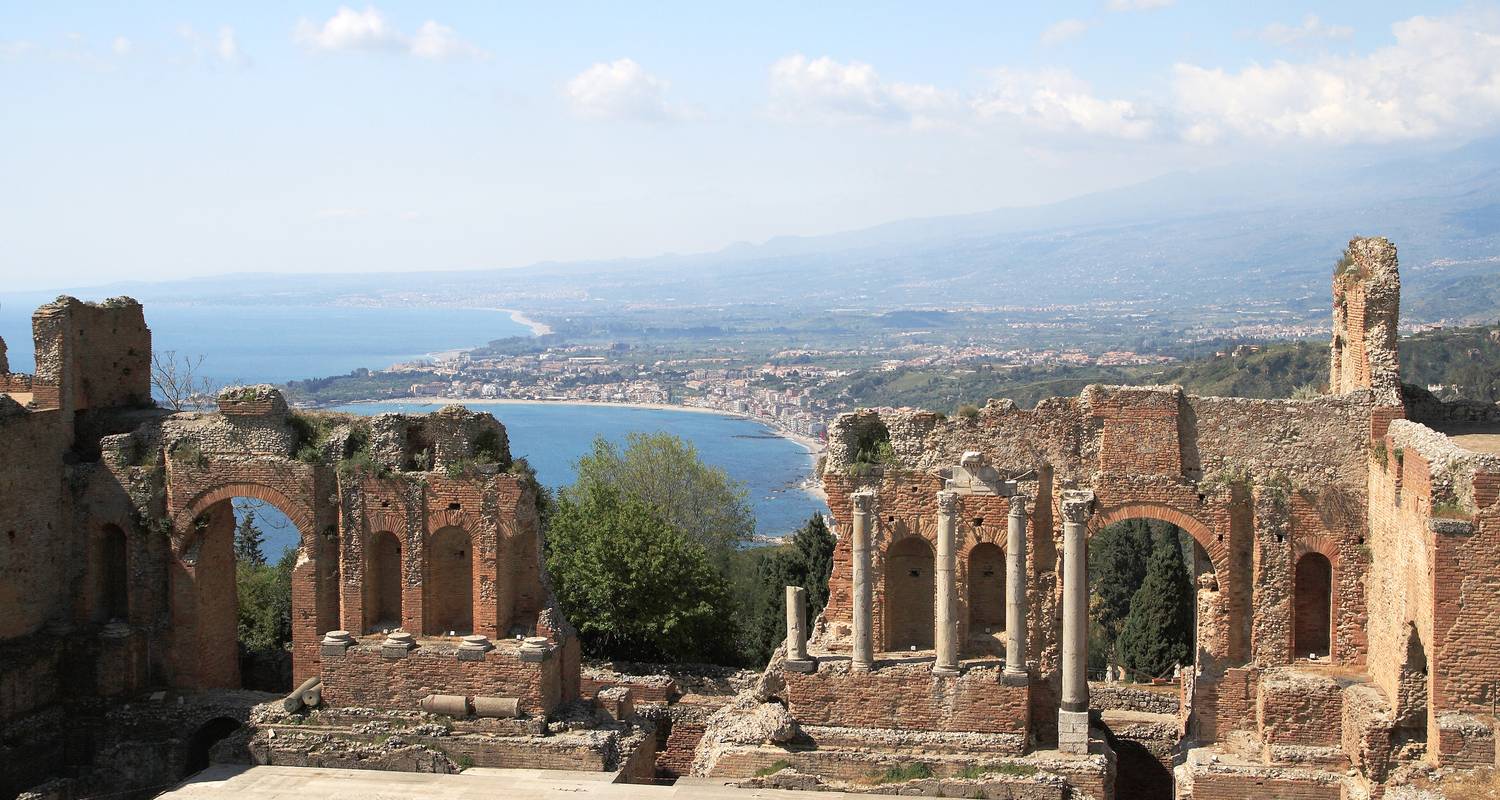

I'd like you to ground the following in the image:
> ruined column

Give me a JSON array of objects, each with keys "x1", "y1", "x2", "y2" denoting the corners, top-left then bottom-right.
[
  {"x1": 933, "y1": 490, "x2": 959, "y2": 675},
  {"x1": 1004, "y1": 494, "x2": 1029, "y2": 679},
  {"x1": 1059, "y1": 490, "x2": 1095, "y2": 754},
  {"x1": 851, "y1": 490, "x2": 875, "y2": 672},
  {"x1": 785, "y1": 585, "x2": 814, "y2": 672}
]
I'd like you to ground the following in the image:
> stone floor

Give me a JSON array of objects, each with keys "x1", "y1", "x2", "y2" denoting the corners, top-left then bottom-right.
[{"x1": 160, "y1": 765, "x2": 869, "y2": 799}]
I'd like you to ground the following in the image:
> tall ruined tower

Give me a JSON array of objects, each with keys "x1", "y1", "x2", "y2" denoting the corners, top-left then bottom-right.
[{"x1": 1329, "y1": 236, "x2": 1401, "y2": 404}]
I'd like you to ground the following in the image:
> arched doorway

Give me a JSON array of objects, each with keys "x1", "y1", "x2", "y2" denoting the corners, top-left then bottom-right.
[
  {"x1": 885, "y1": 536, "x2": 934, "y2": 651},
  {"x1": 184, "y1": 717, "x2": 242, "y2": 777},
  {"x1": 91, "y1": 524, "x2": 129, "y2": 623},
  {"x1": 967, "y1": 542, "x2": 1005, "y2": 635},
  {"x1": 1293, "y1": 553, "x2": 1332, "y2": 659},
  {"x1": 365, "y1": 531, "x2": 403, "y2": 632},
  {"x1": 426, "y1": 526, "x2": 473, "y2": 635},
  {"x1": 171, "y1": 495, "x2": 301, "y2": 691}
]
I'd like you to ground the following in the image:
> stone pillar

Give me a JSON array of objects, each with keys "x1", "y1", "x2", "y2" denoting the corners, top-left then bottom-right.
[
  {"x1": 933, "y1": 490, "x2": 959, "y2": 675},
  {"x1": 1005, "y1": 494, "x2": 1029, "y2": 679},
  {"x1": 785, "y1": 585, "x2": 815, "y2": 672},
  {"x1": 851, "y1": 490, "x2": 875, "y2": 672},
  {"x1": 1059, "y1": 491, "x2": 1095, "y2": 754}
]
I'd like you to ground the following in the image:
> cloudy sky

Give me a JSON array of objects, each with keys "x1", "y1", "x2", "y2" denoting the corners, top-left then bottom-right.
[{"x1": 1, "y1": 1, "x2": 1496, "y2": 289}]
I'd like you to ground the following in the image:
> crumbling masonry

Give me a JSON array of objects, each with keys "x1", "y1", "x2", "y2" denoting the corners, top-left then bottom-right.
[
  {"x1": 3, "y1": 237, "x2": 1500, "y2": 799},
  {"x1": 693, "y1": 237, "x2": 1500, "y2": 799}
]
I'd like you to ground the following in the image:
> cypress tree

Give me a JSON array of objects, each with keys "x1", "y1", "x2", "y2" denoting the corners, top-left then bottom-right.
[
  {"x1": 1116, "y1": 527, "x2": 1195, "y2": 679},
  {"x1": 1088, "y1": 519, "x2": 1152, "y2": 654},
  {"x1": 235, "y1": 509, "x2": 266, "y2": 566}
]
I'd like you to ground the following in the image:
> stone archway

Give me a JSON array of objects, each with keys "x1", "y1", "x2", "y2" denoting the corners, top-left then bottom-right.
[
  {"x1": 885, "y1": 535, "x2": 935, "y2": 651},
  {"x1": 1294, "y1": 552, "x2": 1332, "y2": 659},
  {"x1": 365, "y1": 531, "x2": 403, "y2": 633},
  {"x1": 425, "y1": 526, "x2": 474, "y2": 636},
  {"x1": 967, "y1": 542, "x2": 1005, "y2": 634},
  {"x1": 168, "y1": 482, "x2": 318, "y2": 690}
]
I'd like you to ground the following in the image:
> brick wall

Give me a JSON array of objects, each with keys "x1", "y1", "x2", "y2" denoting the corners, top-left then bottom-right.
[
  {"x1": 783, "y1": 662, "x2": 1029, "y2": 740},
  {"x1": 1257, "y1": 669, "x2": 1342, "y2": 747},
  {"x1": 319, "y1": 640, "x2": 561, "y2": 716},
  {"x1": 1191, "y1": 771, "x2": 1342, "y2": 800}
]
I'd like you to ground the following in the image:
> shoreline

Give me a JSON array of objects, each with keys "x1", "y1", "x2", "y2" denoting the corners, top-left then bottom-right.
[
  {"x1": 489, "y1": 308, "x2": 553, "y2": 337},
  {"x1": 340, "y1": 395, "x2": 828, "y2": 502}
]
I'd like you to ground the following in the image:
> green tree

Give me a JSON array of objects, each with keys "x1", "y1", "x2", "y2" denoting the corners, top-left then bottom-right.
[
  {"x1": 1115, "y1": 527, "x2": 1195, "y2": 679},
  {"x1": 569, "y1": 433, "x2": 754, "y2": 566},
  {"x1": 739, "y1": 514, "x2": 837, "y2": 664},
  {"x1": 235, "y1": 508, "x2": 266, "y2": 566},
  {"x1": 1088, "y1": 519, "x2": 1153, "y2": 654},
  {"x1": 237, "y1": 546, "x2": 294, "y2": 654},
  {"x1": 544, "y1": 483, "x2": 737, "y2": 663}
]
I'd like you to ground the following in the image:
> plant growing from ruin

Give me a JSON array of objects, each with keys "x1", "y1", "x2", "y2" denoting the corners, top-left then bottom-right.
[
  {"x1": 170, "y1": 439, "x2": 207, "y2": 468},
  {"x1": 754, "y1": 759, "x2": 794, "y2": 777},
  {"x1": 958, "y1": 763, "x2": 1038, "y2": 779},
  {"x1": 956, "y1": 403, "x2": 981, "y2": 422},
  {"x1": 1431, "y1": 499, "x2": 1470, "y2": 520},
  {"x1": 472, "y1": 428, "x2": 504, "y2": 465},
  {"x1": 869, "y1": 762, "x2": 932, "y2": 784}
]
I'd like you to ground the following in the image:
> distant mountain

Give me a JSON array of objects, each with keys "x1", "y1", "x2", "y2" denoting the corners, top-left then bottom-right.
[{"x1": 10, "y1": 137, "x2": 1500, "y2": 325}]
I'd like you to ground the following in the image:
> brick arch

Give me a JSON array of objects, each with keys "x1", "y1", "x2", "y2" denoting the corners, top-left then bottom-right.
[
  {"x1": 1294, "y1": 532, "x2": 1339, "y2": 563},
  {"x1": 172, "y1": 482, "x2": 316, "y2": 555},
  {"x1": 1088, "y1": 501, "x2": 1226, "y2": 578}
]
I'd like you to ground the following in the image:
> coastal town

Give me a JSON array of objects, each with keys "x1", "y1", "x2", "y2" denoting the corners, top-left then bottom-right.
[{"x1": 319, "y1": 336, "x2": 1185, "y2": 451}]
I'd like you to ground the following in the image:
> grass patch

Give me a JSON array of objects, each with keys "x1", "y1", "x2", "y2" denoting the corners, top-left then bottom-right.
[
  {"x1": 170, "y1": 439, "x2": 207, "y2": 468},
  {"x1": 1432, "y1": 499, "x2": 1471, "y2": 520},
  {"x1": 754, "y1": 759, "x2": 794, "y2": 777},
  {"x1": 869, "y1": 762, "x2": 932, "y2": 784}
]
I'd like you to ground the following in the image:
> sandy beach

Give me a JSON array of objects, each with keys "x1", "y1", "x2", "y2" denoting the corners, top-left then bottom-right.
[{"x1": 493, "y1": 309, "x2": 553, "y2": 336}]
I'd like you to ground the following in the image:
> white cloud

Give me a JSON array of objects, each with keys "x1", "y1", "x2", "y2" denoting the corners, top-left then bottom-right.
[
  {"x1": 566, "y1": 58, "x2": 690, "y2": 122},
  {"x1": 112, "y1": 36, "x2": 132, "y2": 56},
  {"x1": 1106, "y1": 0, "x2": 1174, "y2": 12},
  {"x1": 768, "y1": 54, "x2": 960, "y2": 129},
  {"x1": 295, "y1": 6, "x2": 487, "y2": 60},
  {"x1": 1175, "y1": 10, "x2": 1500, "y2": 144},
  {"x1": 1257, "y1": 14, "x2": 1354, "y2": 47},
  {"x1": 1041, "y1": 18, "x2": 1093, "y2": 46},
  {"x1": 0, "y1": 40, "x2": 36, "y2": 61},
  {"x1": 972, "y1": 68, "x2": 1154, "y2": 139},
  {"x1": 177, "y1": 24, "x2": 249, "y2": 67}
]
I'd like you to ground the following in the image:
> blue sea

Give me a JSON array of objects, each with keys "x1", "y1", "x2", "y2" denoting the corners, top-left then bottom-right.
[
  {"x1": 0, "y1": 295, "x2": 533, "y2": 386},
  {"x1": 338, "y1": 401, "x2": 826, "y2": 541},
  {"x1": 0, "y1": 294, "x2": 826, "y2": 553}
]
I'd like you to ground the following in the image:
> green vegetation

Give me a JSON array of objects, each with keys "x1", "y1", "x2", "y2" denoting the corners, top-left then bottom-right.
[
  {"x1": 170, "y1": 439, "x2": 207, "y2": 467},
  {"x1": 283, "y1": 368, "x2": 444, "y2": 406},
  {"x1": 571, "y1": 433, "x2": 753, "y2": 562},
  {"x1": 754, "y1": 759, "x2": 795, "y2": 777},
  {"x1": 734, "y1": 514, "x2": 837, "y2": 665},
  {"x1": 545, "y1": 481, "x2": 737, "y2": 663},
  {"x1": 235, "y1": 508, "x2": 266, "y2": 565},
  {"x1": 1115, "y1": 525, "x2": 1195, "y2": 679},
  {"x1": 957, "y1": 763, "x2": 1038, "y2": 779},
  {"x1": 869, "y1": 762, "x2": 932, "y2": 784},
  {"x1": 1089, "y1": 519, "x2": 1195, "y2": 680},
  {"x1": 238, "y1": 546, "x2": 295, "y2": 665}
]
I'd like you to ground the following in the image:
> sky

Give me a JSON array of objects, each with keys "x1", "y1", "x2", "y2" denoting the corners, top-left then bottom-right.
[{"x1": 1, "y1": 1, "x2": 1496, "y2": 290}]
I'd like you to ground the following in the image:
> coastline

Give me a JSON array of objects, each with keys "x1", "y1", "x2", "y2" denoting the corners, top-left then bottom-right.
[
  {"x1": 490, "y1": 308, "x2": 553, "y2": 337},
  {"x1": 342, "y1": 395, "x2": 829, "y2": 502}
]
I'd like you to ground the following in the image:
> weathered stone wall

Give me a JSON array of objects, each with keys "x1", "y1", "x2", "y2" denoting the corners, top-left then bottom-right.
[
  {"x1": 30, "y1": 296, "x2": 151, "y2": 413},
  {"x1": 1331, "y1": 237, "x2": 1401, "y2": 405}
]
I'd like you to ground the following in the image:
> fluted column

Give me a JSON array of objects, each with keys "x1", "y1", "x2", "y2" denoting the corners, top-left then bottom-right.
[
  {"x1": 933, "y1": 490, "x2": 959, "y2": 675},
  {"x1": 851, "y1": 490, "x2": 875, "y2": 672},
  {"x1": 1059, "y1": 490, "x2": 1095, "y2": 754},
  {"x1": 1004, "y1": 494, "x2": 1029, "y2": 678}
]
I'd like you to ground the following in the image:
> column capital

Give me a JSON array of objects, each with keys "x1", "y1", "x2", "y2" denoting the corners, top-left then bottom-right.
[
  {"x1": 1007, "y1": 494, "x2": 1029, "y2": 516},
  {"x1": 936, "y1": 490, "x2": 958, "y2": 514},
  {"x1": 851, "y1": 490, "x2": 876, "y2": 514},
  {"x1": 1060, "y1": 489, "x2": 1096, "y2": 524}
]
